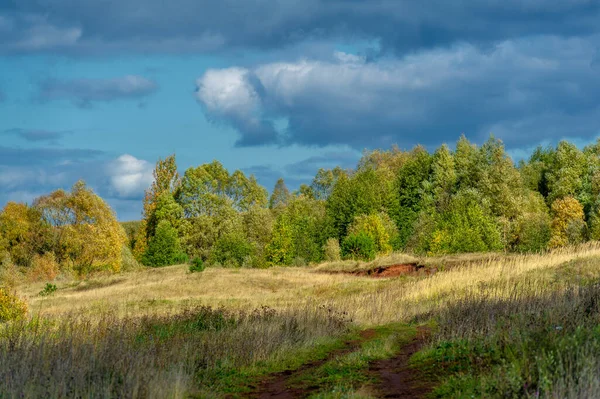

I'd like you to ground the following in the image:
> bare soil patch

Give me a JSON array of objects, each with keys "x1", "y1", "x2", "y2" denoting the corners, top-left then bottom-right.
[
  {"x1": 329, "y1": 263, "x2": 436, "y2": 278},
  {"x1": 248, "y1": 329, "x2": 377, "y2": 399},
  {"x1": 369, "y1": 326, "x2": 432, "y2": 398}
]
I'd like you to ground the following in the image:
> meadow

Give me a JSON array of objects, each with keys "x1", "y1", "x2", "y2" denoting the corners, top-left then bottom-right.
[{"x1": 4, "y1": 243, "x2": 600, "y2": 398}]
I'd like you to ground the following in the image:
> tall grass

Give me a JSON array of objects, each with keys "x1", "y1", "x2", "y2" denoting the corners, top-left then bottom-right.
[
  {"x1": 0, "y1": 305, "x2": 349, "y2": 398},
  {"x1": 7, "y1": 243, "x2": 600, "y2": 397},
  {"x1": 411, "y1": 253, "x2": 600, "y2": 398}
]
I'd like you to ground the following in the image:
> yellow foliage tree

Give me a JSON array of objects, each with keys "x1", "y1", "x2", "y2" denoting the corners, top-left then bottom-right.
[
  {"x1": 549, "y1": 196, "x2": 586, "y2": 248},
  {"x1": 0, "y1": 288, "x2": 27, "y2": 322},
  {"x1": 0, "y1": 202, "x2": 47, "y2": 267},
  {"x1": 34, "y1": 181, "x2": 126, "y2": 276},
  {"x1": 347, "y1": 213, "x2": 395, "y2": 255}
]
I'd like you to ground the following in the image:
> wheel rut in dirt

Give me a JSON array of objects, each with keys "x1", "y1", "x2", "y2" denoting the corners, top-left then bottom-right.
[
  {"x1": 247, "y1": 329, "x2": 377, "y2": 399},
  {"x1": 369, "y1": 326, "x2": 432, "y2": 398},
  {"x1": 325, "y1": 264, "x2": 437, "y2": 278}
]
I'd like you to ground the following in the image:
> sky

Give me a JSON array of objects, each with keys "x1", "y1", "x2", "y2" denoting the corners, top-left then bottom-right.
[{"x1": 1, "y1": 1, "x2": 600, "y2": 220}]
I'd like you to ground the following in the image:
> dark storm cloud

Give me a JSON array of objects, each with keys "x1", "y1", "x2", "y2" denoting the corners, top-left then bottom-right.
[
  {"x1": 197, "y1": 35, "x2": 600, "y2": 150},
  {"x1": 0, "y1": 146, "x2": 103, "y2": 166},
  {"x1": 2, "y1": 128, "x2": 70, "y2": 143},
  {"x1": 36, "y1": 75, "x2": 158, "y2": 107},
  {"x1": 1, "y1": 1, "x2": 599, "y2": 55}
]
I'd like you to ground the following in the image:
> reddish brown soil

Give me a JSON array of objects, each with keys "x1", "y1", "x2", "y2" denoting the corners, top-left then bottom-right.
[
  {"x1": 247, "y1": 329, "x2": 376, "y2": 399},
  {"x1": 369, "y1": 326, "x2": 432, "y2": 398},
  {"x1": 351, "y1": 263, "x2": 436, "y2": 278}
]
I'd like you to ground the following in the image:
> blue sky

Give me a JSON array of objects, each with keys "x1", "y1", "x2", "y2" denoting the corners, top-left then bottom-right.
[{"x1": 1, "y1": 1, "x2": 600, "y2": 220}]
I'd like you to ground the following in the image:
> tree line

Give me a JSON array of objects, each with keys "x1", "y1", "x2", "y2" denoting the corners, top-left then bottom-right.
[{"x1": 2, "y1": 135, "x2": 600, "y2": 279}]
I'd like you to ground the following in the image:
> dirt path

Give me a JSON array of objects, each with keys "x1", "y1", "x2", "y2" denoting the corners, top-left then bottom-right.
[
  {"x1": 248, "y1": 329, "x2": 376, "y2": 399},
  {"x1": 369, "y1": 326, "x2": 432, "y2": 398}
]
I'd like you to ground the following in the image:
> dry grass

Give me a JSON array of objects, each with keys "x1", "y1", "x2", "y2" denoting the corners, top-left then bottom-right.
[
  {"x1": 20, "y1": 266, "x2": 365, "y2": 317},
  {"x1": 17, "y1": 244, "x2": 600, "y2": 325},
  {"x1": 7, "y1": 243, "x2": 600, "y2": 398},
  {"x1": 0, "y1": 305, "x2": 349, "y2": 398}
]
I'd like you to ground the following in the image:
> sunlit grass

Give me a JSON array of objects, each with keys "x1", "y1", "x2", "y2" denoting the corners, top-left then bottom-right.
[{"x1": 8, "y1": 242, "x2": 600, "y2": 397}]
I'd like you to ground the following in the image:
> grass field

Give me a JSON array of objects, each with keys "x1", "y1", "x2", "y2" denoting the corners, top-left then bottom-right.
[{"x1": 6, "y1": 243, "x2": 600, "y2": 398}]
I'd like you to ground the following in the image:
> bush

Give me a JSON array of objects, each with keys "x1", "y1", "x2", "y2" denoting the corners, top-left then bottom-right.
[
  {"x1": 549, "y1": 197, "x2": 586, "y2": 248},
  {"x1": 292, "y1": 257, "x2": 306, "y2": 267},
  {"x1": 189, "y1": 258, "x2": 205, "y2": 273},
  {"x1": 341, "y1": 232, "x2": 376, "y2": 261},
  {"x1": 209, "y1": 233, "x2": 253, "y2": 268},
  {"x1": 266, "y1": 216, "x2": 294, "y2": 266},
  {"x1": 0, "y1": 254, "x2": 21, "y2": 289},
  {"x1": 426, "y1": 189, "x2": 502, "y2": 255},
  {"x1": 39, "y1": 283, "x2": 57, "y2": 297},
  {"x1": 121, "y1": 245, "x2": 142, "y2": 272},
  {"x1": 323, "y1": 238, "x2": 341, "y2": 262},
  {"x1": 347, "y1": 213, "x2": 394, "y2": 254},
  {"x1": 0, "y1": 288, "x2": 27, "y2": 322},
  {"x1": 27, "y1": 252, "x2": 59, "y2": 282},
  {"x1": 513, "y1": 213, "x2": 552, "y2": 253},
  {"x1": 142, "y1": 220, "x2": 186, "y2": 267}
]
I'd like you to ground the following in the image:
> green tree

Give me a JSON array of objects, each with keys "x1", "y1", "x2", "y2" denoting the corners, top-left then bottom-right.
[
  {"x1": 510, "y1": 192, "x2": 551, "y2": 252},
  {"x1": 454, "y1": 134, "x2": 479, "y2": 190},
  {"x1": 426, "y1": 189, "x2": 502, "y2": 255},
  {"x1": 347, "y1": 213, "x2": 397, "y2": 254},
  {"x1": 148, "y1": 192, "x2": 184, "y2": 234},
  {"x1": 209, "y1": 232, "x2": 253, "y2": 267},
  {"x1": 179, "y1": 161, "x2": 267, "y2": 217},
  {"x1": 430, "y1": 144, "x2": 457, "y2": 210},
  {"x1": 549, "y1": 196, "x2": 586, "y2": 248},
  {"x1": 311, "y1": 167, "x2": 348, "y2": 201},
  {"x1": 242, "y1": 205, "x2": 274, "y2": 267},
  {"x1": 266, "y1": 215, "x2": 294, "y2": 266},
  {"x1": 269, "y1": 178, "x2": 291, "y2": 209},
  {"x1": 179, "y1": 205, "x2": 241, "y2": 261},
  {"x1": 142, "y1": 155, "x2": 180, "y2": 234},
  {"x1": 142, "y1": 220, "x2": 185, "y2": 267},
  {"x1": 341, "y1": 232, "x2": 376, "y2": 261},
  {"x1": 389, "y1": 146, "x2": 432, "y2": 248},
  {"x1": 546, "y1": 141, "x2": 586, "y2": 203},
  {"x1": 476, "y1": 136, "x2": 523, "y2": 219},
  {"x1": 326, "y1": 167, "x2": 392, "y2": 241}
]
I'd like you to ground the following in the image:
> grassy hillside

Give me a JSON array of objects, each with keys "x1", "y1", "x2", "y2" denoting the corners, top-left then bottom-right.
[{"x1": 6, "y1": 244, "x2": 600, "y2": 397}]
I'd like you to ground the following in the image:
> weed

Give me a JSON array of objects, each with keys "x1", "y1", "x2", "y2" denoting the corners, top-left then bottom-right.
[{"x1": 39, "y1": 283, "x2": 58, "y2": 297}]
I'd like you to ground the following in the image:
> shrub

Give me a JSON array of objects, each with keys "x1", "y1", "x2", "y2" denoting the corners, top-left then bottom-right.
[
  {"x1": 513, "y1": 213, "x2": 552, "y2": 253},
  {"x1": 0, "y1": 288, "x2": 27, "y2": 322},
  {"x1": 0, "y1": 254, "x2": 21, "y2": 289},
  {"x1": 323, "y1": 238, "x2": 341, "y2": 262},
  {"x1": 209, "y1": 233, "x2": 253, "y2": 268},
  {"x1": 266, "y1": 216, "x2": 294, "y2": 266},
  {"x1": 39, "y1": 283, "x2": 57, "y2": 297},
  {"x1": 27, "y1": 252, "x2": 59, "y2": 282},
  {"x1": 189, "y1": 258, "x2": 205, "y2": 273},
  {"x1": 549, "y1": 197, "x2": 586, "y2": 248},
  {"x1": 121, "y1": 245, "x2": 142, "y2": 272},
  {"x1": 426, "y1": 189, "x2": 502, "y2": 255},
  {"x1": 292, "y1": 257, "x2": 306, "y2": 267},
  {"x1": 341, "y1": 232, "x2": 376, "y2": 261},
  {"x1": 142, "y1": 220, "x2": 186, "y2": 267},
  {"x1": 347, "y1": 213, "x2": 393, "y2": 254}
]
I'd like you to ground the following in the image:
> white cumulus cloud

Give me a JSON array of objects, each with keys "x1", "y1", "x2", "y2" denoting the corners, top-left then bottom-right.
[{"x1": 107, "y1": 154, "x2": 154, "y2": 199}]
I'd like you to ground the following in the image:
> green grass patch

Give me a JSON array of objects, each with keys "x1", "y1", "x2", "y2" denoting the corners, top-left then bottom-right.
[
  {"x1": 197, "y1": 332, "x2": 355, "y2": 397},
  {"x1": 283, "y1": 324, "x2": 417, "y2": 398},
  {"x1": 411, "y1": 283, "x2": 600, "y2": 398}
]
